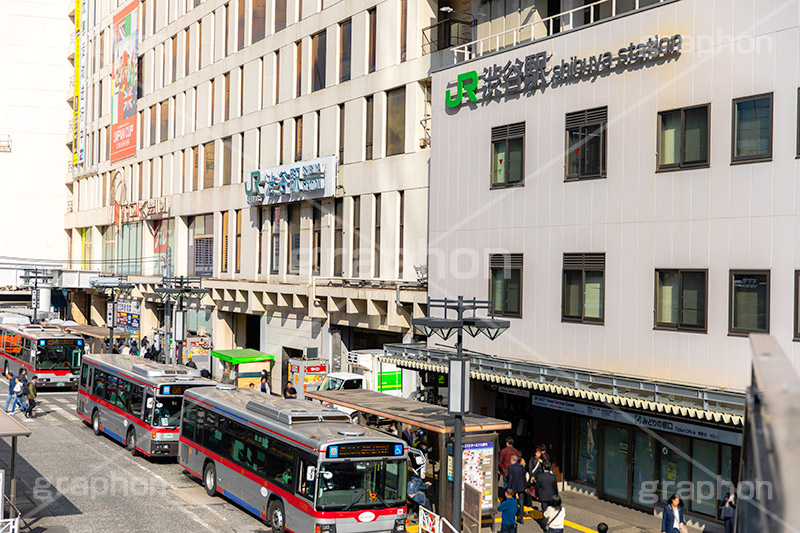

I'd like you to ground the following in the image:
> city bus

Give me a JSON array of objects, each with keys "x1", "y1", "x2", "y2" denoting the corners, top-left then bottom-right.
[
  {"x1": 180, "y1": 385, "x2": 409, "y2": 533},
  {"x1": 0, "y1": 313, "x2": 84, "y2": 387},
  {"x1": 77, "y1": 354, "x2": 216, "y2": 457}
]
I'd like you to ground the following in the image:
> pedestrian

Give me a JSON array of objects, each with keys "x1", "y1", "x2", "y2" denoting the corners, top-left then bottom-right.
[
  {"x1": 141, "y1": 336, "x2": 149, "y2": 351},
  {"x1": 661, "y1": 493, "x2": 687, "y2": 533},
  {"x1": 720, "y1": 491, "x2": 735, "y2": 533},
  {"x1": 283, "y1": 381, "x2": 297, "y2": 399},
  {"x1": 186, "y1": 358, "x2": 197, "y2": 369},
  {"x1": 4, "y1": 373, "x2": 16, "y2": 413},
  {"x1": 497, "y1": 487, "x2": 518, "y2": 533},
  {"x1": 498, "y1": 437, "x2": 521, "y2": 489},
  {"x1": 507, "y1": 455, "x2": 528, "y2": 523},
  {"x1": 596, "y1": 523, "x2": 608, "y2": 533},
  {"x1": 407, "y1": 474, "x2": 432, "y2": 509},
  {"x1": 18, "y1": 368, "x2": 28, "y2": 386},
  {"x1": 535, "y1": 461, "x2": 558, "y2": 513},
  {"x1": 10, "y1": 377, "x2": 27, "y2": 415},
  {"x1": 24, "y1": 376, "x2": 38, "y2": 418},
  {"x1": 402, "y1": 424, "x2": 414, "y2": 447},
  {"x1": 543, "y1": 495, "x2": 565, "y2": 533},
  {"x1": 248, "y1": 383, "x2": 255, "y2": 389},
  {"x1": 130, "y1": 341, "x2": 139, "y2": 356},
  {"x1": 259, "y1": 375, "x2": 271, "y2": 395},
  {"x1": 387, "y1": 421, "x2": 399, "y2": 437},
  {"x1": 200, "y1": 366, "x2": 211, "y2": 379},
  {"x1": 121, "y1": 342, "x2": 131, "y2": 355},
  {"x1": 111, "y1": 342, "x2": 120, "y2": 354},
  {"x1": 435, "y1": 395, "x2": 444, "y2": 406}
]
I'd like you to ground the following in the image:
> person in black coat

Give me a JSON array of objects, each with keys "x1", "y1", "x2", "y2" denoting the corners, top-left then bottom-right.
[
  {"x1": 720, "y1": 492, "x2": 735, "y2": 533},
  {"x1": 401, "y1": 425, "x2": 414, "y2": 447},
  {"x1": 535, "y1": 461, "x2": 559, "y2": 513},
  {"x1": 506, "y1": 455, "x2": 528, "y2": 523}
]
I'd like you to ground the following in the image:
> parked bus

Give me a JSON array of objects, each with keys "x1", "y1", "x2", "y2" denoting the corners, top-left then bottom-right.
[
  {"x1": 180, "y1": 385, "x2": 408, "y2": 533},
  {"x1": 0, "y1": 313, "x2": 84, "y2": 387},
  {"x1": 77, "y1": 354, "x2": 216, "y2": 457}
]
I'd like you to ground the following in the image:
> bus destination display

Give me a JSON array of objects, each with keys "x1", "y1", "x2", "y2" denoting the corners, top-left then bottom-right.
[
  {"x1": 160, "y1": 384, "x2": 193, "y2": 395},
  {"x1": 326, "y1": 442, "x2": 404, "y2": 458}
]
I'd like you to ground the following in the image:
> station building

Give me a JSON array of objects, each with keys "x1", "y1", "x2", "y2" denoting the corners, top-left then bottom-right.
[{"x1": 384, "y1": 0, "x2": 797, "y2": 523}]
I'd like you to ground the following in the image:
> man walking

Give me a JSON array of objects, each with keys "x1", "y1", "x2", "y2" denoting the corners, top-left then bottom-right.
[
  {"x1": 507, "y1": 455, "x2": 528, "y2": 523},
  {"x1": 4, "y1": 372, "x2": 15, "y2": 412},
  {"x1": 498, "y1": 437, "x2": 521, "y2": 489},
  {"x1": 497, "y1": 488, "x2": 519, "y2": 533},
  {"x1": 24, "y1": 376, "x2": 38, "y2": 418},
  {"x1": 535, "y1": 461, "x2": 559, "y2": 513}
]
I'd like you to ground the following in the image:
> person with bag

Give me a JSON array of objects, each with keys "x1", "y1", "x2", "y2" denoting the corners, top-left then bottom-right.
[
  {"x1": 542, "y1": 495, "x2": 565, "y2": 533},
  {"x1": 661, "y1": 493, "x2": 688, "y2": 533},
  {"x1": 720, "y1": 491, "x2": 735, "y2": 533},
  {"x1": 24, "y1": 376, "x2": 38, "y2": 418},
  {"x1": 10, "y1": 376, "x2": 27, "y2": 415}
]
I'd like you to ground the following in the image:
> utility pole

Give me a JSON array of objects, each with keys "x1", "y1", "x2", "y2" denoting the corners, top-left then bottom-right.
[{"x1": 21, "y1": 267, "x2": 53, "y2": 324}]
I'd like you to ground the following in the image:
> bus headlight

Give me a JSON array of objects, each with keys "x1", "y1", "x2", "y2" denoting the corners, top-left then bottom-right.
[{"x1": 314, "y1": 525, "x2": 336, "y2": 533}]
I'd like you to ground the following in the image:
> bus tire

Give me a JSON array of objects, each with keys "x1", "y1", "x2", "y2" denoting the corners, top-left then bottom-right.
[
  {"x1": 203, "y1": 462, "x2": 217, "y2": 497},
  {"x1": 267, "y1": 499, "x2": 285, "y2": 533},
  {"x1": 126, "y1": 427, "x2": 137, "y2": 456},
  {"x1": 91, "y1": 410, "x2": 101, "y2": 436}
]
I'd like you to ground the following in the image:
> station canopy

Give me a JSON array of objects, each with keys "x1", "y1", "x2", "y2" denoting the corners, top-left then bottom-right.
[
  {"x1": 305, "y1": 389, "x2": 511, "y2": 434},
  {"x1": 210, "y1": 349, "x2": 275, "y2": 365},
  {"x1": 64, "y1": 324, "x2": 136, "y2": 339}
]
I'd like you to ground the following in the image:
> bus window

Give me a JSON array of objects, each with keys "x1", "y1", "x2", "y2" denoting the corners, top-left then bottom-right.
[
  {"x1": 116, "y1": 379, "x2": 130, "y2": 410},
  {"x1": 129, "y1": 384, "x2": 144, "y2": 418},
  {"x1": 80, "y1": 364, "x2": 91, "y2": 389},
  {"x1": 21, "y1": 338, "x2": 31, "y2": 364},
  {"x1": 105, "y1": 376, "x2": 119, "y2": 405},
  {"x1": 266, "y1": 440, "x2": 296, "y2": 488},
  {"x1": 195, "y1": 406, "x2": 206, "y2": 443},
  {"x1": 203, "y1": 411, "x2": 222, "y2": 453},
  {"x1": 181, "y1": 402, "x2": 197, "y2": 440},
  {"x1": 296, "y1": 458, "x2": 316, "y2": 500},
  {"x1": 93, "y1": 370, "x2": 107, "y2": 397},
  {"x1": 70, "y1": 348, "x2": 83, "y2": 370}
]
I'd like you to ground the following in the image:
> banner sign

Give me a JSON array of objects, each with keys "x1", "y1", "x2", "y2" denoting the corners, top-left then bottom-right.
[
  {"x1": 531, "y1": 394, "x2": 742, "y2": 446},
  {"x1": 111, "y1": 0, "x2": 139, "y2": 162},
  {"x1": 72, "y1": 0, "x2": 80, "y2": 164},
  {"x1": 77, "y1": 0, "x2": 89, "y2": 163},
  {"x1": 245, "y1": 155, "x2": 337, "y2": 205}
]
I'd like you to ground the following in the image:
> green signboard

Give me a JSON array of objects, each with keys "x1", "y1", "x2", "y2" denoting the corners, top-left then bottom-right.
[{"x1": 379, "y1": 370, "x2": 402, "y2": 391}]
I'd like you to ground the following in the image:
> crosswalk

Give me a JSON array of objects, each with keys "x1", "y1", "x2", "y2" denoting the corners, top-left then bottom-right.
[{"x1": 5, "y1": 392, "x2": 82, "y2": 424}]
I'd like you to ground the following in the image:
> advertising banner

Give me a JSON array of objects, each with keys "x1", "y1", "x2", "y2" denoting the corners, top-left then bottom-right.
[
  {"x1": 72, "y1": 0, "x2": 80, "y2": 164},
  {"x1": 77, "y1": 0, "x2": 88, "y2": 163},
  {"x1": 110, "y1": 0, "x2": 139, "y2": 162}
]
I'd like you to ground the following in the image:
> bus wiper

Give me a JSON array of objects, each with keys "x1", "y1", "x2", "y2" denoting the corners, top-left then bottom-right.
[
  {"x1": 344, "y1": 489, "x2": 365, "y2": 511},
  {"x1": 371, "y1": 490, "x2": 389, "y2": 509}
]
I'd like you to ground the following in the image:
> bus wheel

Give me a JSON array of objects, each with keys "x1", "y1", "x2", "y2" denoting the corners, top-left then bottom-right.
[
  {"x1": 203, "y1": 463, "x2": 217, "y2": 497},
  {"x1": 126, "y1": 428, "x2": 137, "y2": 456},
  {"x1": 91, "y1": 411, "x2": 101, "y2": 436},
  {"x1": 268, "y1": 499, "x2": 285, "y2": 533}
]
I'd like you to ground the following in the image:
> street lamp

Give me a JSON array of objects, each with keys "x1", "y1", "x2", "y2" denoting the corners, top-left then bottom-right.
[
  {"x1": 411, "y1": 296, "x2": 509, "y2": 529},
  {"x1": 90, "y1": 277, "x2": 135, "y2": 351},
  {"x1": 154, "y1": 276, "x2": 208, "y2": 368}
]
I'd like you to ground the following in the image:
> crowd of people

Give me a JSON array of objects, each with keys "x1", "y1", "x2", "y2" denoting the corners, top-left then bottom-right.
[{"x1": 4, "y1": 368, "x2": 38, "y2": 418}]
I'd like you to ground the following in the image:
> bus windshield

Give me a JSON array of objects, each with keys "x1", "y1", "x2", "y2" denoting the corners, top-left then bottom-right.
[
  {"x1": 148, "y1": 397, "x2": 182, "y2": 428},
  {"x1": 36, "y1": 343, "x2": 83, "y2": 371},
  {"x1": 316, "y1": 459, "x2": 407, "y2": 511}
]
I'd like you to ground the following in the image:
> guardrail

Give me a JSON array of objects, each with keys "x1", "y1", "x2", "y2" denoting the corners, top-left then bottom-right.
[{"x1": 451, "y1": 0, "x2": 670, "y2": 62}]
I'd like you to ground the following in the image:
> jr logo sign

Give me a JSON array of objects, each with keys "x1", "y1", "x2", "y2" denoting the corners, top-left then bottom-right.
[{"x1": 445, "y1": 71, "x2": 479, "y2": 108}]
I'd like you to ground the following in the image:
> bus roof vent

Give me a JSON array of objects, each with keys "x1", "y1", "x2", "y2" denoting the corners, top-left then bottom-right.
[
  {"x1": 337, "y1": 428, "x2": 365, "y2": 437},
  {"x1": 216, "y1": 383, "x2": 237, "y2": 390},
  {"x1": 245, "y1": 400, "x2": 348, "y2": 425},
  {"x1": 131, "y1": 363, "x2": 201, "y2": 378}
]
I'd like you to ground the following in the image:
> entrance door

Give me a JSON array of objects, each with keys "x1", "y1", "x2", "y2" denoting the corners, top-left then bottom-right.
[
  {"x1": 602, "y1": 426, "x2": 630, "y2": 501},
  {"x1": 631, "y1": 431, "x2": 655, "y2": 507}
]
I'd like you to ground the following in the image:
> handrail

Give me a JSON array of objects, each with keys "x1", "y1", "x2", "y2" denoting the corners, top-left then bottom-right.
[{"x1": 451, "y1": 0, "x2": 672, "y2": 62}]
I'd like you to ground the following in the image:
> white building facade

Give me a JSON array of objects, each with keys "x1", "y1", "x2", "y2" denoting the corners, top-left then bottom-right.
[
  {"x1": 414, "y1": 0, "x2": 795, "y2": 523},
  {"x1": 64, "y1": 0, "x2": 433, "y2": 388}
]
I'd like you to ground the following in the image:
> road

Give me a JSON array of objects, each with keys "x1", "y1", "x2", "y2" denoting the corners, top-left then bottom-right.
[{"x1": 5, "y1": 387, "x2": 268, "y2": 532}]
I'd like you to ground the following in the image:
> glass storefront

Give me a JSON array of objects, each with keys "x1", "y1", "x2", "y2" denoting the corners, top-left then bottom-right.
[
  {"x1": 602, "y1": 426, "x2": 630, "y2": 501},
  {"x1": 576, "y1": 418, "x2": 598, "y2": 484}
]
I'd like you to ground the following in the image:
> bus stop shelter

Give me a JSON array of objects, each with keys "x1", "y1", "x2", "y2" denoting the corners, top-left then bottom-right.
[
  {"x1": 63, "y1": 324, "x2": 135, "y2": 354},
  {"x1": 0, "y1": 410, "x2": 31, "y2": 513},
  {"x1": 306, "y1": 389, "x2": 511, "y2": 526},
  {"x1": 210, "y1": 349, "x2": 275, "y2": 388}
]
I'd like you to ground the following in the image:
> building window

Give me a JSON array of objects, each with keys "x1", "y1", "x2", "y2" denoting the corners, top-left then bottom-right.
[
  {"x1": 657, "y1": 105, "x2": 709, "y2": 170},
  {"x1": 237, "y1": 0, "x2": 246, "y2": 50},
  {"x1": 184, "y1": 28, "x2": 191, "y2": 75},
  {"x1": 224, "y1": 72, "x2": 231, "y2": 120},
  {"x1": 400, "y1": 0, "x2": 407, "y2": 62},
  {"x1": 729, "y1": 270, "x2": 770, "y2": 334},
  {"x1": 398, "y1": 191, "x2": 404, "y2": 279},
  {"x1": 367, "y1": 8, "x2": 376, "y2": 73},
  {"x1": 339, "y1": 19, "x2": 351, "y2": 83},
  {"x1": 565, "y1": 107, "x2": 607, "y2": 181},
  {"x1": 562, "y1": 253, "x2": 605, "y2": 324},
  {"x1": 352, "y1": 196, "x2": 360, "y2": 277},
  {"x1": 235, "y1": 209, "x2": 242, "y2": 272},
  {"x1": 732, "y1": 93, "x2": 772, "y2": 163},
  {"x1": 311, "y1": 31, "x2": 326, "y2": 92},
  {"x1": 288, "y1": 204, "x2": 300, "y2": 273},
  {"x1": 149, "y1": 105, "x2": 156, "y2": 146},
  {"x1": 224, "y1": 3, "x2": 230, "y2": 56},
  {"x1": 296, "y1": 40, "x2": 302, "y2": 97},
  {"x1": 374, "y1": 194, "x2": 381, "y2": 278},
  {"x1": 279, "y1": 120, "x2": 285, "y2": 164},
  {"x1": 270, "y1": 206, "x2": 280, "y2": 274},
  {"x1": 491, "y1": 122, "x2": 525, "y2": 187},
  {"x1": 315, "y1": 110, "x2": 321, "y2": 157},
  {"x1": 295, "y1": 116, "x2": 303, "y2": 161},
  {"x1": 189, "y1": 214, "x2": 214, "y2": 277},
  {"x1": 253, "y1": 0, "x2": 266, "y2": 43},
  {"x1": 258, "y1": 207, "x2": 266, "y2": 274},
  {"x1": 221, "y1": 211, "x2": 230, "y2": 272},
  {"x1": 274, "y1": 51, "x2": 281, "y2": 105},
  {"x1": 222, "y1": 136, "x2": 233, "y2": 185},
  {"x1": 171, "y1": 35, "x2": 178, "y2": 82},
  {"x1": 102, "y1": 225, "x2": 117, "y2": 275},
  {"x1": 192, "y1": 146, "x2": 199, "y2": 190},
  {"x1": 203, "y1": 141, "x2": 214, "y2": 188},
  {"x1": 386, "y1": 86, "x2": 406, "y2": 156},
  {"x1": 312, "y1": 203, "x2": 321, "y2": 275},
  {"x1": 275, "y1": 0, "x2": 286, "y2": 31},
  {"x1": 160, "y1": 100, "x2": 169, "y2": 142},
  {"x1": 654, "y1": 269, "x2": 707, "y2": 332},
  {"x1": 210, "y1": 78, "x2": 216, "y2": 124},
  {"x1": 489, "y1": 254, "x2": 522, "y2": 318},
  {"x1": 334, "y1": 198, "x2": 343, "y2": 276},
  {"x1": 338, "y1": 104, "x2": 345, "y2": 163},
  {"x1": 365, "y1": 96, "x2": 374, "y2": 160},
  {"x1": 794, "y1": 271, "x2": 800, "y2": 340}
]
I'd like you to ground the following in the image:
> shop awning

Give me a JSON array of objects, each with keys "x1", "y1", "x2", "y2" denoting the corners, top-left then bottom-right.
[
  {"x1": 210, "y1": 349, "x2": 275, "y2": 365},
  {"x1": 305, "y1": 389, "x2": 512, "y2": 434},
  {"x1": 380, "y1": 356, "x2": 744, "y2": 428}
]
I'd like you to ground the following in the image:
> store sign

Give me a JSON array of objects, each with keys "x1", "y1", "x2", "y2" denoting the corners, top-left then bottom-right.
[
  {"x1": 118, "y1": 197, "x2": 169, "y2": 222},
  {"x1": 107, "y1": 299, "x2": 140, "y2": 336},
  {"x1": 531, "y1": 394, "x2": 742, "y2": 446},
  {"x1": 245, "y1": 155, "x2": 337, "y2": 205},
  {"x1": 446, "y1": 34, "x2": 683, "y2": 108},
  {"x1": 498, "y1": 385, "x2": 530, "y2": 398}
]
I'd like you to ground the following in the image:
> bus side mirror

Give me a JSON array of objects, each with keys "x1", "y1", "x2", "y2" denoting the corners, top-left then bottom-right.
[{"x1": 306, "y1": 466, "x2": 316, "y2": 481}]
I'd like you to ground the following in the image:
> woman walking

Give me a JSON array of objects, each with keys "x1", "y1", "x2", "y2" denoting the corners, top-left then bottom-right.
[
  {"x1": 542, "y1": 495, "x2": 565, "y2": 533},
  {"x1": 661, "y1": 494, "x2": 687, "y2": 533}
]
